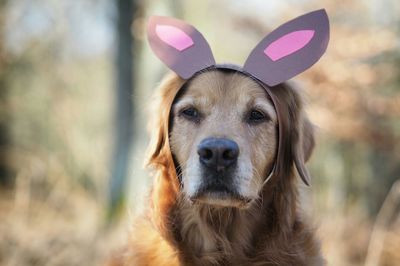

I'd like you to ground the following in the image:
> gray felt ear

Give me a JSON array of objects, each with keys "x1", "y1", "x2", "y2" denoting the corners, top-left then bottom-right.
[
  {"x1": 147, "y1": 16, "x2": 215, "y2": 79},
  {"x1": 243, "y1": 9, "x2": 330, "y2": 86}
]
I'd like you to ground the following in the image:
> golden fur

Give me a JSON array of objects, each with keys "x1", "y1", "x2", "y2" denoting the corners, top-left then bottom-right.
[{"x1": 108, "y1": 70, "x2": 323, "y2": 266}]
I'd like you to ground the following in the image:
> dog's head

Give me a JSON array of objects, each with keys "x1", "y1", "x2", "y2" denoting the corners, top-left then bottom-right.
[
  {"x1": 146, "y1": 70, "x2": 314, "y2": 208},
  {"x1": 145, "y1": 10, "x2": 327, "y2": 208}
]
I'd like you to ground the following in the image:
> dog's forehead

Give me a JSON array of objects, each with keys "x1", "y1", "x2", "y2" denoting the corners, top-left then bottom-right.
[{"x1": 183, "y1": 70, "x2": 270, "y2": 105}]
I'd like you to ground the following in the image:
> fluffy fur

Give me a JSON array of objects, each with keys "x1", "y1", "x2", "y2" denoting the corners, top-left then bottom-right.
[{"x1": 108, "y1": 71, "x2": 323, "y2": 266}]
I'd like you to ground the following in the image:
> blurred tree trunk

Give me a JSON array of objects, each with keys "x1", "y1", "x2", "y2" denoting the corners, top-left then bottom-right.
[
  {"x1": 108, "y1": 0, "x2": 134, "y2": 220},
  {"x1": 0, "y1": 0, "x2": 13, "y2": 188}
]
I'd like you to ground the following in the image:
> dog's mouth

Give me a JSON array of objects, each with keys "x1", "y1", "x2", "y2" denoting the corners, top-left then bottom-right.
[{"x1": 190, "y1": 182, "x2": 252, "y2": 208}]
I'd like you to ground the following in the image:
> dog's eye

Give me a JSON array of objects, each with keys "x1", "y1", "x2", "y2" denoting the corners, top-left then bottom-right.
[
  {"x1": 180, "y1": 107, "x2": 200, "y2": 121},
  {"x1": 248, "y1": 109, "x2": 267, "y2": 123}
]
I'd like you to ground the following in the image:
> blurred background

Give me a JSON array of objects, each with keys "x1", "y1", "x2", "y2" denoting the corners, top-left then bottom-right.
[{"x1": 0, "y1": 0, "x2": 399, "y2": 265}]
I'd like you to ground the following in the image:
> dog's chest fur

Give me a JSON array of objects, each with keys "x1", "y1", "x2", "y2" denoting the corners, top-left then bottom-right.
[
  {"x1": 164, "y1": 196, "x2": 323, "y2": 266},
  {"x1": 176, "y1": 202, "x2": 259, "y2": 264}
]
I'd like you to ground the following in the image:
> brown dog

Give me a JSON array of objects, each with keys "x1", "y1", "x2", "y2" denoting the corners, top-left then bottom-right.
[{"x1": 108, "y1": 69, "x2": 322, "y2": 265}]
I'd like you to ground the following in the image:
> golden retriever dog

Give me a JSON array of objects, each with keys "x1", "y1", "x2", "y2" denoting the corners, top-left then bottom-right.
[
  {"x1": 108, "y1": 69, "x2": 322, "y2": 266},
  {"x1": 109, "y1": 9, "x2": 330, "y2": 266}
]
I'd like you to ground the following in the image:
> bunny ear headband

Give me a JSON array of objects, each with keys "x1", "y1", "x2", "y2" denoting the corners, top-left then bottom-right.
[{"x1": 147, "y1": 9, "x2": 330, "y2": 185}]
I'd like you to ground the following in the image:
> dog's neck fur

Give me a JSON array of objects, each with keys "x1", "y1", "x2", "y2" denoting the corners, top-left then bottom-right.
[{"x1": 162, "y1": 172, "x2": 308, "y2": 265}]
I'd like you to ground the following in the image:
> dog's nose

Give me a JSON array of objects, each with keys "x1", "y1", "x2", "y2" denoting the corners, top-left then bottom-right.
[{"x1": 197, "y1": 138, "x2": 239, "y2": 171}]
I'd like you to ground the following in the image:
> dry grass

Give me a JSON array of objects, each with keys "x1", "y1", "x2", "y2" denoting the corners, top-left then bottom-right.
[
  {"x1": 0, "y1": 183, "x2": 125, "y2": 266},
  {"x1": 0, "y1": 190, "x2": 117, "y2": 266}
]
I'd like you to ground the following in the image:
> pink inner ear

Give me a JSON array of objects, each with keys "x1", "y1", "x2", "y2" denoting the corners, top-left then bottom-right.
[
  {"x1": 264, "y1": 30, "x2": 315, "y2": 61},
  {"x1": 155, "y1": 25, "x2": 194, "y2": 51}
]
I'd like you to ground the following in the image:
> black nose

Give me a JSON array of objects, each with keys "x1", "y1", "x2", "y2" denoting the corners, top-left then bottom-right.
[{"x1": 197, "y1": 138, "x2": 239, "y2": 171}]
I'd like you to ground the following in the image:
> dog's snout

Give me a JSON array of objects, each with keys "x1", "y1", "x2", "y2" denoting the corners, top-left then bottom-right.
[{"x1": 197, "y1": 138, "x2": 239, "y2": 171}]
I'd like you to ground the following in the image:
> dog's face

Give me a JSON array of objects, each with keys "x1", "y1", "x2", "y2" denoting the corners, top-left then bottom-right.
[{"x1": 170, "y1": 71, "x2": 277, "y2": 208}]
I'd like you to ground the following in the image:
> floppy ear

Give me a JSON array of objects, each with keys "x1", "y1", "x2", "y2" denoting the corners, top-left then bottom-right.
[
  {"x1": 145, "y1": 73, "x2": 185, "y2": 172},
  {"x1": 147, "y1": 16, "x2": 216, "y2": 79},
  {"x1": 145, "y1": 74, "x2": 187, "y2": 231},
  {"x1": 243, "y1": 9, "x2": 329, "y2": 86},
  {"x1": 269, "y1": 83, "x2": 314, "y2": 186},
  {"x1": 294, "y1": 116, "x2": 315, "y2": 186}
]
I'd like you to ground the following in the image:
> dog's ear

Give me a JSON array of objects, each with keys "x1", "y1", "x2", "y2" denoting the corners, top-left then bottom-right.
[
  {"x1": 145, "y1": 73, "x2": 185, "y2": 172},
  {"x1": 294, "y1": 115, "x2": 315, "y2": 186},
  {"x1": 147, "y1": 16, "x2": 215, "y2": 79},
  {"x1": 243, "y1": 9, "x2": 329, "y2": 86},
  {"x1": 145, "y1": 74, "x2": 185, "y2": 230},
  {"x1": 270, "y1": 83, "x2": 314, "y2": 186}
]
